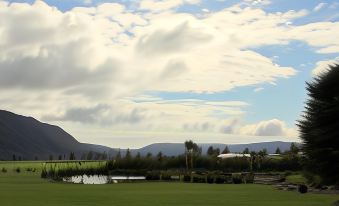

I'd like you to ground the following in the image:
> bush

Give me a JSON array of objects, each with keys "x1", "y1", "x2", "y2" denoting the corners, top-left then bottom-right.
[
  {"x1": 145, "y1": 172, "x2": 160, "y2": 180},
  {"x1": 215, "y1": 175, "x2": 226, "y2": 184},
  {"x1": 15, "y1": 167, "x2": 21, "y2": 173},
  {"x1": 183, "y1": 175, "x2": 191, "y2": 182},
  {"x1": 244, "y1": 173, "x2": 254, "y2": 184},
  {"x1": 332, "y1": 200, "x2": 339, "y2": 206},
  {"x1": 41, "y1": 169, "x2": 47, "y2": 178},
  {"x1": 192, "y1": 175, "x2": 205, "y2": 183},
  {"x1": 206, "y1": 175, "x2": 214, "y2": 184},
  {"x1": 1, "y1": 167, "x2": 7, "y2": 173},
  {"x1": 232, "y1": 173, "x2": 243, "y2": 184},
  {"x1": 298, "y1": 184, "x2": 308, "y2": 194}
]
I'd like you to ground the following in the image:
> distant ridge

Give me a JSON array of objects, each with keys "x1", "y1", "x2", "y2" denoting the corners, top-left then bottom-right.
[
  {"x1": 0, "y1": 110, "x2": 116, "y2": 160},
  {"x1": 131, "y1": 141, "x2": 297, "y2": 156},
  {"x1": 0, "y1": 109, "x2": 298, "y2": 160}
]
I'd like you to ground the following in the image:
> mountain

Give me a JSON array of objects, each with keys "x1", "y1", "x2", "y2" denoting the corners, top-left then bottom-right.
[
  {"x1": 132, "y1": 141, "x2": 297, "y2": 156},
  {"x1": 0, "y1": 110, "x2": 116, "y2": 160},
  {"x1": 0, "y1": 109, "x2": 298, "y2": 160}
]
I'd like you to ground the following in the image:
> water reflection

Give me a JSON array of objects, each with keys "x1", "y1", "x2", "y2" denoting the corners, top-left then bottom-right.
[{"x1": 63, "y1": 175, "x2": 146, "y2": 184}]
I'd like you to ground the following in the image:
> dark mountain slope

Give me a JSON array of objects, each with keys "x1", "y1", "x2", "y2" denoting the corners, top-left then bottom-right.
[{"x1": 0, "y1": 110, "x2": 116, "y2": 160}]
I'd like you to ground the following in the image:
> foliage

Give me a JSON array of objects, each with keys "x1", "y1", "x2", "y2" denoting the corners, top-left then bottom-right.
[
  {"x1": 297, "y1": 64, "x2": 339, "y2": 185},
  {"x1": 298, "y1": 184, "x2": 308, "y2": 194}
]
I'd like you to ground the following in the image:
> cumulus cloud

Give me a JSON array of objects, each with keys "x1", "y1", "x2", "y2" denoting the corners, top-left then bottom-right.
[
  {"x1": 139, "y1": 0, "x2": 200, "y2": 12},
  {"x1": 0, "y1": 1, "x2": 337, "y2": 142},
  {"x1": 313, "y1": 3, "x2": 327, "y2": 12},
  {"x1": 239, "y1": 119, "x2": 297, "y2": 137},
  {"x1": 42, "y1": 104, "x2": 146, "y2": 125},
  {"x1": 312, "y1": 57, "x2": 339, "y2": 76}
]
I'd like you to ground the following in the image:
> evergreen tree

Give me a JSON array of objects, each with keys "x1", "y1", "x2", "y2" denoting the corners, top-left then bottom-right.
[
  {"x1": 69, "y1": 152, "x2": 76, "y2": 160},
  {"x1": 222, "y1": 145, "x2": 230, "y2": 154},
  {"x1": 157, "y1": 152, "x2": 163, "y2": 162},
  {"x1": 207, "y1": 146, "x2": 214, "y2": 156},
  {"x1": 146, "y1": 152, "x2": 152, "y2": 158},
  {"x1": 116, "y1": 149, "x2": 122, "y2": 159},
  {"x1": 297, "y1": 64, "x2": 339, "y2": 185},
  {"x1": 87, "y1": 151, "x2": 93, "y2": 160},
  {"x1": 125, "y1": 148, "x2": 131, "y2": 159},
  {"x1": 289, "y1": 143, "x2": 299, "y2": 154},
  {"x1": 243, "y1": 148, "x2": 249, "y2": 154},
  {"x1": 275, "y1": 147, "x2": 281, "y2": 154}
]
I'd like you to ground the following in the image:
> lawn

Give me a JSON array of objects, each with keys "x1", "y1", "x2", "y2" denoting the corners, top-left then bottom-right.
[
  {"x1": 0, "y1": 162, "x2": 338, "y2": 206},
  {"x1": 286, "y1": 174, "x2": 308, "y2": 184}
]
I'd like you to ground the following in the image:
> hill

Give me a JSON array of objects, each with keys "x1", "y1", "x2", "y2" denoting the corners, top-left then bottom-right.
[
  {"x1": 132, "y1": 141, "x2": 296, "y2": 156},
  {"x1": 0, "y1": 110, "x2": 116, "y2": 160}
]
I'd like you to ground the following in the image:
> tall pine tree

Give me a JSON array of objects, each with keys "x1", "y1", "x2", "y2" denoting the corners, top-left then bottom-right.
[{"x1": 297, "y1": 64, "x2": 339, "y2": 185}]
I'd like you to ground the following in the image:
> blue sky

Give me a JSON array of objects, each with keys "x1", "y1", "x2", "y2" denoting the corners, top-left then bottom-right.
[{"x1": 0, "y1": 0, "x2": 338, "y2": 147}]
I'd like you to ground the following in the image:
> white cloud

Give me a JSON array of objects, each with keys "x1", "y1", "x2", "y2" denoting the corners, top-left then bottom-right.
[
  {"x1": 83, "y1": 0, "x2": 92, "y2": 5},
  {"x1": 313, "y1": 3, "x2": 327, "y2": 12},
  {"x1": 0, "y1": 1, "x2": 338, "y2": 144},
  {"x1": 239, "y1": 119, "x2": 297, "y2": 137},
  {"x1": 312, "y1": 57, "x2": 339, "y2": 76},
  {"x1": 139, "y1": 0, "x2": 200, "y2": 12},
  {"x1": 254, "y1": 87, "x2": 264, "y2": 92}
]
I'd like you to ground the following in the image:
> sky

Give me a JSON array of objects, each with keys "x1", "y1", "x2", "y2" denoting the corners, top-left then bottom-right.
[{"x1": 0, "y1": 0, "x2": 338, "y2": 148}]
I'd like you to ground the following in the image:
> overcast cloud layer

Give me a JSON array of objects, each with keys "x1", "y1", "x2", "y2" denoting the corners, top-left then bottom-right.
[{"x1": 0, "y1": 0, "x2": 338, "y2": 147}]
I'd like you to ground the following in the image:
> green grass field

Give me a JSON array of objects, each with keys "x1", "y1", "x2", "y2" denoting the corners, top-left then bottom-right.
[{"x1": 0, "y1": 162, "x2": 338, "y2": 206}]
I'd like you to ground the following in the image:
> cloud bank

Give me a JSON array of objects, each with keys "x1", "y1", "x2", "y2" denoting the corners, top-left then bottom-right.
[{"x1": 0, "y1": 0, "x2": 336, "y2": 143}]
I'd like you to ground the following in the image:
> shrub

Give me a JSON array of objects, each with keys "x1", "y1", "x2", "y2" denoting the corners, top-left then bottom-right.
[
  {"x1": 298, "y1": 184, "x2": 308, "y2": 194},
  {"x1": 244, "y1": 173, "x2": 254, "y2": 184},
  {"x1": 183, "y1": 175, "x2": 191, "y2": 182},
  {"x1": 206, "y1": 175, "x2": 214, "y2": 184},
  {"x1": 15, "y1": 167, "x2": 21, "y2": 173},
  {"x1": 215, "y1": 175, "x2": 225, "y2": 184},
  {"x1": 232, "y1": 173, "x2": 243, "y2": 184},
  {"x1": 332, "y1": 200, "x2": 339, "y2": 206},
  {"x1": 192, "y1": 175, "x2": 205, "y2": 183},
  {"x1": 41, "y1": 169, "x2": 47, "y2": 178},
  {"x1": 145, "y1": 172, "x2": 160, "y2": 180},
  {"x1": 1, "y1": 167, "x2": 7, "y2": 173}
]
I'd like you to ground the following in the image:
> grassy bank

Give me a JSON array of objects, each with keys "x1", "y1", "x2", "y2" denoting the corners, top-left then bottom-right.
[{"x1": 0, "y1": 162, "x2": 338, "y2": 206}]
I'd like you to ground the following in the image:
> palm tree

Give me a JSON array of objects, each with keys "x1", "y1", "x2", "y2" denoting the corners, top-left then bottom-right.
[
  {"x1": 184, "y1": 140, "x2": 198, "y2": 170},
  {"x1": 297, "y1": 64, "x2": 339, "y2": 185}
]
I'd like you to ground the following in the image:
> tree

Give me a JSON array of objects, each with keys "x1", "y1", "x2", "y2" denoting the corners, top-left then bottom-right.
[
  {"x1": 207, "y1": 146, "x2": 220, "y2": 156},
  {"x1": 290, "y1": 143, "x2": 299, "y2": 154},
  {"x1": 243, "y1": 148, "x2": 249, "y2": 154},
  {"x1": 222, "y1": 145, "x2": 230, "y2": 154},
  {"x1": 125, "y1": 149, "x2": 131, "y2": 159},
  {"x1": 207, "y1": 146, "x2": 214, "y2": 156},
  {"x1": 12, "y1": 154, "x2": 16, "y2": 161},
  {"x1": 136, "y1": 152, "x2": 141, "y2": 159},
  {"x1": 69, "y1": 152, "x2": 76, "y2": 160},
  {"x1": 116, "y1": 149, "x2": 122, "y2": 159},
  {"x1": 49, "y1": 154, "x2": 53, "y2": 161},
  {"x1": 275, "y1": 147, "x2": 281, "y2": 154},
  {"x1": 184, "y1": 140, "x2": 199, "y2": 169},
  {"x1": 87, "y1": 151, "x2": 93, "y2": 160},
  {"x1": 297, "y1": 64, "x2": 339, "y2": 185},
  {"x1": 146, "y1": 152, "x2": 152, "y2": 158},
  {"x1": 157, "y1": 152, "x2": 163, "y2": 162}
]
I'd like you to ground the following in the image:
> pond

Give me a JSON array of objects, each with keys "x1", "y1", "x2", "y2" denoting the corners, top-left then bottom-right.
[{"x1": 63, "y1": 175, "x2": 146, "y2": 184}]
